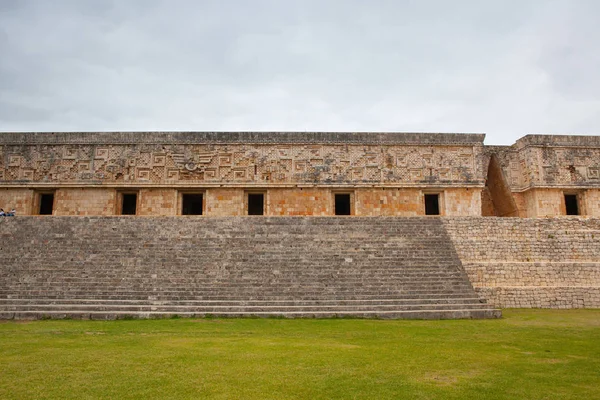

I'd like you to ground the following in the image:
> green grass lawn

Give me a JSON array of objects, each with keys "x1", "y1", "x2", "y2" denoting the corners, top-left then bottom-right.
[{"x1": 1, "y1": 310, "x2": 599, "y2": 400}]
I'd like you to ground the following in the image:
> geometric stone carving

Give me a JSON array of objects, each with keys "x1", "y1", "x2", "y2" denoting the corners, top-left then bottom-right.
[
  {"x1": 95, "y1": 148, "x2": 109, "y2": 160},
  {"x1": 137, "y1": 168, "x2": 151, "y2": 180},
  {"x1": 0, "y1": 142, "x2": 484, "y2": 186},
  {"x1": 8, "y1": 155, "x2": 21, "y2": 167}
]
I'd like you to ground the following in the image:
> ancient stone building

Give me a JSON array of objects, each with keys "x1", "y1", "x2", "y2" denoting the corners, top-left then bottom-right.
[
  {"x1": 1, "y1": 132, "x2": 599, "y2": 319},
  {"x1": 0, "y1": 131, "x2": 598, "y2": 217}
]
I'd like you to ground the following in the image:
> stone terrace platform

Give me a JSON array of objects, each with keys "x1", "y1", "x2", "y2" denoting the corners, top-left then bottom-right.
[{"x1": 0, "y1": 216, "x2": 500, "y2": 320}]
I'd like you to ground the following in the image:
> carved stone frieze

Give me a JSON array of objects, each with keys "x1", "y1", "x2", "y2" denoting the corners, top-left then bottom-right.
[{"x1": 0, "y1": 143, "x2": 482, "y2": 186}]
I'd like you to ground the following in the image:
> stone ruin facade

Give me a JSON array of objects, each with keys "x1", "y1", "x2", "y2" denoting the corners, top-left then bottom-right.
[
  {"x1": 1, "y1": 131, "x2": 600, "y2": 318},
  {"x1": 0, "y1": 131, "x2": 599, "y2": 218}
]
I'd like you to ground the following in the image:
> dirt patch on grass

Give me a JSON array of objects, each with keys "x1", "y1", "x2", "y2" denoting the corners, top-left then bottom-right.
[
  {"x1": 420, "y1": 370, "x2": 481, "y2": 387},
  {"x1": 538, "y1": 358, "x2": 567, "y2": 364},
  {"x1": 422, "y1": 373, "x2": 459, "y2": 386}
]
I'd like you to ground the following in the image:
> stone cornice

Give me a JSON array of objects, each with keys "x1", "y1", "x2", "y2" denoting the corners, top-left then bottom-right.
[
  {"x1": 516, "y1": 134, "x2": 600, "y2": 148},
  {"x1": 0, "y1": 182, "x2": 486, "y2": 189},
  {"x1": 0, "y1": 131, "x2": 486, "y2": 145}
]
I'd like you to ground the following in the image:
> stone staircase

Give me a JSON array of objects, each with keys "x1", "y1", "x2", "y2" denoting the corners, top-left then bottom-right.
[{"x1": 0, "y1": 217, "x2": 500, "y2": 319}]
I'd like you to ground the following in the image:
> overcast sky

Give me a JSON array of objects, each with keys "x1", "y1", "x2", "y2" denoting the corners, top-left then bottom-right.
[{"x1": 1, "y1": 0, "x2": 599, "y2": 144}]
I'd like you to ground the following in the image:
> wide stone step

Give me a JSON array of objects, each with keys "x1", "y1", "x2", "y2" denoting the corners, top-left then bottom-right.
[
  {"x1": 0, "y1": 292, "x2": 482, "y2": 302},
  {"x1": 0, "y1": 302, "x2": 493, "y2": 313},
  {"x1": 2, "y1": 280, "x2": 473, "y2": 288},
  {"x1": 0, "y1": 297, "x2": 485, "y2": 306},
  {"x1": 1, "y1": 273, "x2": 470, "y2": 281},
  {"x1": 2, "y1": 271, "x2": 469, "y2": 276},
  {"x1": 0, "y1": 309, "x2": 502, "y2": 320},
  {"x1": 0, "y1": 286, "x2": 477, "y2": 296},
  {"x1": 2, "y1": 270, "x2": 469, "y2": 276}
]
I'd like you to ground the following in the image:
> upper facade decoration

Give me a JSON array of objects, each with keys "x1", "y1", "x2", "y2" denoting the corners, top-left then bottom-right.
[
  {"x1": 492, "y1": 135, "x2": 600, "y2": 191},
  {"x1": 0, "y1": 132, "x2": 485, "y2": 187}
]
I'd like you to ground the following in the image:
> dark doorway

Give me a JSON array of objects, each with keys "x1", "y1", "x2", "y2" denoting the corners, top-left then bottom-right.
[
  {"x1": 248, "y1": 193, "x2": 264, "y2": 215},
  {"x1": 334, "y1": 194, "x2": 351, "y2": 215},
  {"x1": 39, "y1": 193, "x2": 54, "y2": 215},
  {"x1": 182, "y1": 194, "x2": 203, "y2": 215},
  {"x1": 565, "y1": 194, "x2": 579, "y2": 215},
  {"x1": 425, "y1": 194, "x2": 440, "y2": 215},
  {"x1": 121, "y1": 193, "x2": 137, "y2": 215}
]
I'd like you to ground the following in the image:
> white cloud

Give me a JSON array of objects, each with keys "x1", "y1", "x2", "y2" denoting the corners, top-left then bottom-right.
[{"x1": 1, "y1": 0, "x2": 599, "y2": 144}]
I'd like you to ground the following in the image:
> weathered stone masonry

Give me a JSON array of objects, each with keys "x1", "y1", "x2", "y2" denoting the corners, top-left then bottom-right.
[
  {"x1": 444, "y1": 217, "x2": 600, "y2": 308},
  {"x1": 1, "y1": 131, "x2": 600, "y2": 315},
  {"x1": 485, "y1": 135, "x2": 600, "y2": 217},
  {"x1": 1, "y1": 215, "x2": 597, "y2": 315},
  {"x1": 0, "y1": 216, "x2": 501, "y2": 319},
  {"x1": 0, "y1": 132, "x2": 486, "y2": 217},
  {"x1": 1, "y1": 131, "x2": 599, "y2": 217}
]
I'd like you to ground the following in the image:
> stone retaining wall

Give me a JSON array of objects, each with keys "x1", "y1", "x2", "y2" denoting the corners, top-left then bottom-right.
[
  {"x1": 443, "y1": 217, "x2": 600, "y2": 308},
  {"x1": 1, "y1": 215, "x2": 598, "y2": 310}
]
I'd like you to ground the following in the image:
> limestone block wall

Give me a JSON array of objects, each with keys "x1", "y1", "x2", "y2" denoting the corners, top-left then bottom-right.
[
  {"x1": 355, "y1": 188, "x2": 420, "y2": 216},
  {"x1": 0, "y1": 186, "x2": 482, "y2": 217},
  {"x1": 585, "y1": 189, "x2": 600, "y2": 216},
  {"x1": 268, "y1": 188, "x2": 330, "y2": 216},
  {"x1": 353, "y1": 188, "x2": 480, "y2": 216},
  {"x1": 54, "y1": 188, "x2": 117, "y2": 216},
  {"x1": 205, "y1": 189, "x2": 245, "y2": 216},
  {"x1": 526, "y1": 189, "x2": 563, "y2": 217},
  {"x1": 443, "y1": 188, "x2": 481, "y2": 216},
  {"x1": 517, "y1": 188, "x2": 600, "y2": 217},
  {"x1": 138, "y1": 189, "x2": 177, "y2": 216},
  {"x1": 443, "y1": 217, "x2": 600, "y2": 308},
  {"x1": 0, "y1": 188, "x2": 33, "y2": 214}
]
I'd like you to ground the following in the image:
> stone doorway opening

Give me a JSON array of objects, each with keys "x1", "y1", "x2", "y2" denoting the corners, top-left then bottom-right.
[
  {"x1": 39, "y1": 193, "x2": 54, "y2": 215},
  {"x1": 334, "y1": 193, "x2": 351, "y2": 215},
  {"x1": 120, "y1": 193, "x2": 137, "y2": 215},
  {"x1": 182, "y1": 194, "x2": 203, "y2": 215},
  {"x1": 424, "y1": 194, "x2": 440, "y2": 215},
  {"x1": 564, "y1": 194, "x2": 580, "y2": 215},
  {"x1": 248, "y1": 193, "x2": 264, "y2": 215}
]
